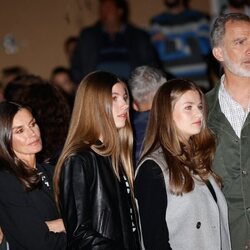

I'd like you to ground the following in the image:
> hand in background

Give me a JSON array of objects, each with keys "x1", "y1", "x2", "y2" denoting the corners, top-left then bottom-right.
[
  {"x1": 0, "y1": 226, "x2": 3, "y2": 244},
  {"x1": 152, "y1": 32, "x2": 165, "y2": 41},
  {"x1": 45, "y1": 219, "x2": 66, "y2": 233}
]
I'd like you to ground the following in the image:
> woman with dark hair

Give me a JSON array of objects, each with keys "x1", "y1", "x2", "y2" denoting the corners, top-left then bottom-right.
[
  {"x1": 135, "y1": 79, "x2": 231, "y2": 250},
  {"x1": 0, "y1": 102, "x2": 66, "y2": 249},
  {"x1": 54, "y1": 71, "x2": 140, "y2": 249},
  {"x1": 4, "y1": 75, "x2": 71, "y2": 166}
]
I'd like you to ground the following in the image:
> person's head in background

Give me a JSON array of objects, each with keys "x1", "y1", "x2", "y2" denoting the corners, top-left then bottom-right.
[
  {"x1": 4, "y1": 74, "x2": 71, "y2": 165},
  {"x1": 164, "y1": 0, "x2": 189, "y2": 10},
  {"x1": 99, "y1": 0, "x2": 129, "y2": 33},
  {"x1": 128, "y1": 65, "x2": 167, "y2": 112},
  {"x1": 211, "y1": 13, "x2": 250, "y2": 79},
  {"x1": 0, "y1": 101, "x2": 42, "y2": 189},
  {"x1": 227, "y1": 0, "x2": 247, "y2": 8},
  {"x1": 1, "y1": 66, "x2": 28, "y2": 87},
  {"x1": 220, "y1": 0, "x2": 250, "y2": 14},
  {"x1": 50, "y1": 66, "x2": 76, "y2": 96},
  {"x1": 4, "y1": 74, "x2": 42, "y2": 102},
  {"x1": 64, "y1": 36, "x2": 78, "y2": 63}
]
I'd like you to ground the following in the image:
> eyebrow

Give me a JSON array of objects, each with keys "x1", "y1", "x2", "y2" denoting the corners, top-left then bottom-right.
[
  {"x1": 233, "y1": 37, "x2": 246, "y2": 43},
  {"x1": 12, "y1": 118, "x2": 35, "y2": 130},
  {"x1": 112, "y1": 91, "x2": 127, "y2": 95},
  {"x1": 183, "y1": 101, "x2": 202, "y2": 105}
]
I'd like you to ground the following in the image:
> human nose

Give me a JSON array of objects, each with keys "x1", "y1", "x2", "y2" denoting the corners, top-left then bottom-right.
[
  {"x1": 27, "y1": 127, "x2": 36, "y2": 136},
  {"x1": 246, "y1": 41, "x2": 250, "y2": 55},
  {"x1": 120, "y1": 99, "x2": 129, "y2": 110},
  {"x1": 195, "y1": 107, "x2": 203, "y2": 118}
]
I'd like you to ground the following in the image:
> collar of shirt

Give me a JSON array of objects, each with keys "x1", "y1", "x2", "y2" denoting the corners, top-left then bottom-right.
[{"x1": 218, "y1": 75, "x2": 250, "y2": 138}]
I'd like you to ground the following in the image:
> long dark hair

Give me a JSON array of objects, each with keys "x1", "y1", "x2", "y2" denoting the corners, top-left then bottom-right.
[
  {"x1": 140, "y1": 79, "x2": 221, "y2": 195},
  {"x1": 0, "y1": 102, "x2": 41, "y2": 191}
]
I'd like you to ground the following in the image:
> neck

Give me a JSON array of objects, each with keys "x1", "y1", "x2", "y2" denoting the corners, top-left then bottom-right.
[
  {"x1": 103, "y1": 22, "x2": 122, "y2": 35},
  {"x1": 168, "y1": 5, "x2": 185, "y2": 14},
  {"x1": 223, "y1": 72, "x2": 250, "y2": 110},
  {"x1": 21, "y1": 155, "x2": 36, "y2": 169}
]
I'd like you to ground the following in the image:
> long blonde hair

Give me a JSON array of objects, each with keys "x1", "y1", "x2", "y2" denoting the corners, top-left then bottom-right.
[
  {"x1": 53, "y1": 71, "x2": 134, "y2": 206},
  {"x1": 140, "y1": 79, "x2": 221, "y2": 195}
]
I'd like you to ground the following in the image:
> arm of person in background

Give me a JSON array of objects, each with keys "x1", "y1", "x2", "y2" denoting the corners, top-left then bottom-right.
[
  {"x1": 45, "y1": 219, "x2": 66, "y2": 233},
  {"x1": 0, "y1": 227, "x2": 3, "y2": 244},
  {"x1": 0, "y1": 172, "x2": 66, "y2": 250},
  {"x1": 60, "y1": 154, "x2": 124, "y2": 250},
  {"x1": 135, "y1": 160, "x2": 172, "y2": 250}
]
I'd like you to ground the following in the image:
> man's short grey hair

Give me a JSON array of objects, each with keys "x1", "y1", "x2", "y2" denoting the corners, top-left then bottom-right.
[
  {"x1": 128, "y1": 66, "x2": 166, "y2": 104},
  {"x1": 211, "y1": 13, "x2": 250, "y2": 48}
]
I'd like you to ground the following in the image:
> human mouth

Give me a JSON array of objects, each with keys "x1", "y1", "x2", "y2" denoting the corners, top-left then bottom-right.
[
  {"x1": 118, "y1": 113, "x2": 128, "y2": 120},
  {"x1": 193, "y1": 120, "x2": 202, "y2": 126},
  {"x1": 28, "y1": 139, "x2": 40, "y2": 146},
  {"x1": 243, "y1": 60, "x2": 250, "y2": 65}
]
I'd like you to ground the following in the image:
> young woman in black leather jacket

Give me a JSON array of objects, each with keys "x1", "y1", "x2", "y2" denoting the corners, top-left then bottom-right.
[{"x1": 54, "y1": 71, "x2": 141, "y2": 250}]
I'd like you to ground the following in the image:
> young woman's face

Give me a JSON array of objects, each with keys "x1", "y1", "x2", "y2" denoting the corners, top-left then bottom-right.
[
  {"x1": 172, "y1": 90, "x2": 203, "y2": 140},
  {"x1": 112, "y1": 82, "x2": 129, "y2": 129},
  {"x1": 12, "y1": 108, "x2": 42, "y2": 162}
]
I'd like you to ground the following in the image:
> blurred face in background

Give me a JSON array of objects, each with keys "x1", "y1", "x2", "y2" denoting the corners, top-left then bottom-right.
[
  {"x1": 51, "y1": 72, "x2": 75, "y2": 95},
  {"x1": 164, "y1": 0, "x2": 182, "y2": 8},
  {"x1": 228, "y1": 0, "x2": 246, "y2": 8},
  {"x1": 99, "y1": 0, "x2": 123, "y2": 26}
]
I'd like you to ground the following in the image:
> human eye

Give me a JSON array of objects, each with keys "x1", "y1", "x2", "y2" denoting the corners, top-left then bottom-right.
[
  {"x1": 184, "y1": 105, "x2": 192, "y2": 110},
  {"x1": 15, "y1": 128, "x2": 23, "y2": 134},
  {"x1": 112, "y1": 95, "x2": 117, "y2": 101},
  {"x1": 30, "y1": 120, "x2": 37, "y2": 127},
  {"x1": 198, "y1": 104, "x2": 203, "y2": 110},
  {"x1": 123, "y1": 94, "x2": 128, "y2": 102},
  {"x1": 234, "y1": 38, "x2": 245, "y2": 46}
]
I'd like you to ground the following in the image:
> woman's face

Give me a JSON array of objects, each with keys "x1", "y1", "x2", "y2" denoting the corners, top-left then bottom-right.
[
  {"x1": 112, "y1": 82, "x2": 129, "y2": 129},
  {"x1": 12, "y1": 108, "x2": 42, "y2": 162},
  {"x1": 172, "y1": 90, "x2": 203, "y2": 140}
]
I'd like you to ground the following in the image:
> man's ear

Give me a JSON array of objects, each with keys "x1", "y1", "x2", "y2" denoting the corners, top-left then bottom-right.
[{"x1": 212, "y1": 47, "x2": 224, "y2": 62}]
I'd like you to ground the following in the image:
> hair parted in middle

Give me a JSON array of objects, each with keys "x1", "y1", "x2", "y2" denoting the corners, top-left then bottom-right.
[
  {"x1": 140, "y1": 78, "x2": 221, "y2": 195},
  {"x1": 0, "y1": 101, "x2": 41, "y2": 191},
  {"x1": 54, "y1": 71, "x2": 134, "y2": 203}
]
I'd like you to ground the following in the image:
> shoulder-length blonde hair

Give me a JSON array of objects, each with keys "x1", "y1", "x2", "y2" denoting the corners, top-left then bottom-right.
[
  {"x1": 140, "y1": 79, "x2": 221, "y2": 195},
  {"x1": 54, "y1": 71, "x2": 134, "y2": 204}
]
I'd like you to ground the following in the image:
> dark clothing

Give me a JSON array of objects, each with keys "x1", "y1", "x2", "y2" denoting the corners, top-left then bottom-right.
[
  {"x1": 131, "y1": 110, "x2": 150, "y2": 164},
  {"x1": 0, "y1": 164, "x2": 66, "y2": 250},
  {"x1": 206, "y1": 83, "x2": 250, "y2": 250},
  {"x1": 96, "y1": 27, "x2": 131, "y2": 81},
  {"x1": 71, "y1": 22, "x2": 161, "y2": 83},
  {"x1": 59, "y1": 150, "x2": 140, "y2": 250},
  {"x1": 135, "y1": 160, "x2": 170, "y2": 250}
]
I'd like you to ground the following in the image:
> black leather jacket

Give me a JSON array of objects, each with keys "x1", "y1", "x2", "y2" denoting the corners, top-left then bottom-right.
[{"x1": 59, "y1": 150, "x2": 141, "y2": 250}]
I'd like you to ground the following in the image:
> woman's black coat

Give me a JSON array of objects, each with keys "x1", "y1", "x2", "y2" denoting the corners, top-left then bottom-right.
[
  {"x1": 59, "y1": 150, "x2": 140, "y2": 250},
  {"x1": 0, "y1": 164, "x2": 66, "y2": 250}
]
